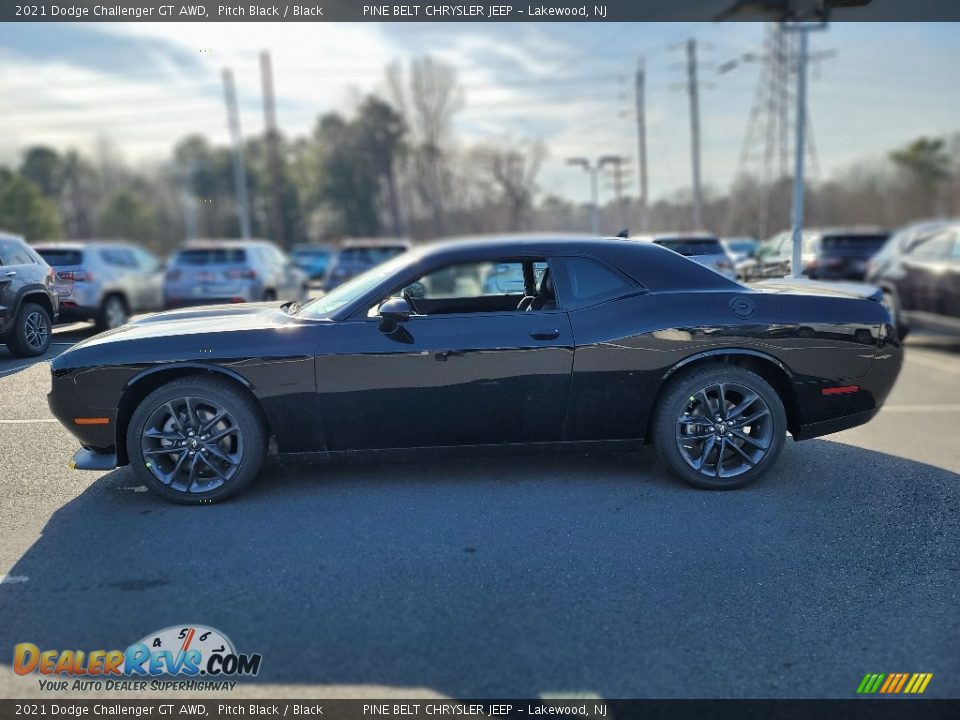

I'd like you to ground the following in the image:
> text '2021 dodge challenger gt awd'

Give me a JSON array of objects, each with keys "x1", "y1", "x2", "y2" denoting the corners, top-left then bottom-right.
[{"x1": 48, "y1": 236, "x2": 903, "y2": 504}]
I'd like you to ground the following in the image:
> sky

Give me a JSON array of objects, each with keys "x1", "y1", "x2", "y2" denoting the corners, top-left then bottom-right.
[{"x1": 0, "y1": 21, "x2": 958, "y2": 206}]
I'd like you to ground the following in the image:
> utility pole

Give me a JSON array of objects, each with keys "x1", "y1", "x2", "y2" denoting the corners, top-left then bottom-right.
[
  {"x1": 686, "y1": 38, "x2": 704, "y2": 230},
  {"x1": 260, "y1": 50, "x2": 286, "y2": 249},
  {"x1": 222, "y1": 68, "x2": 251, "y2": 239},
  {"x1": 789, "y1": 26, "x2": 809, "y2": 279},
  {"x1": 179, "y1": 159, "x2": 198, "y2": 242},
  {"x1": 635, "y1": 56, "x2": 649, "y2": 231}
]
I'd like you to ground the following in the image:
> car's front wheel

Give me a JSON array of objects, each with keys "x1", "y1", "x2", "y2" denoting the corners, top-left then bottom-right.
[
  {"x1": 652, "y1": 365, "x2": 787, "y2": 490},
  {"x1": 7, "y1": 302, "x2": 51, "y2": 358},
  {"x1": 126, "y1": 377, "x2": 268, "y2": 504}
]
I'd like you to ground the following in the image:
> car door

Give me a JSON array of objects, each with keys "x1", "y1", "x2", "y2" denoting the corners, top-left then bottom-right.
[
  {"x1": 129, "y1": 247, "x2": 165, "y2": 311},
  {"x1": 899, "y1": 230, "x2": 953, "y2": 324},
  {"x1": 312, "y1": 258, "x2": 574, "y2": 451},
  {"x1": 0, "y1": 238, "x2": 43, "y2": 325},
  {"x1": 939, "y1": 230, "x2": 960, "y2": 331}
]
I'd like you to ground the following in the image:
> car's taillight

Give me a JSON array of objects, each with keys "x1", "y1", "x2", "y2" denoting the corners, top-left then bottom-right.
[
  {"x1": 57, "y1": 270, "x2": 93, "y2": 282},
  {"x1": 165, "y1": 269, "x2": 182, "y2": 281},
  {"x1": 225, "y1": 268, "x2": 257, "y2": 280}
]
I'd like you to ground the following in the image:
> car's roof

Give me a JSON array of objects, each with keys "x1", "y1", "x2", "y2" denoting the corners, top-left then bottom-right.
[
  {"x1": 340, "y1": 237, "x2": 411, "y2": 248},
  {"x1": 33, "y1": 239, "x2": 134, "y2": 249},
  {"x1": 633, "y1": 232, "x2": 721, "y2": 242},
  {"x1": 804, "y1": 226, "x2": 888, "y2": 237},
  {"x1": 180, "y1": 239, "x2": 276, "y2": 248}
]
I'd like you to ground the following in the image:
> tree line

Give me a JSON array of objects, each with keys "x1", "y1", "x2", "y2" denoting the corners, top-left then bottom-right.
[{"x1": 0, "y1": 56, "x2": 958, "y2": 252}]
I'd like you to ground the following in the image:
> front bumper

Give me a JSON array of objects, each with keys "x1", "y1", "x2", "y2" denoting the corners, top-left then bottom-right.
[{"x1": 69, "y1": 448, "x2": 118, "y2": 471}]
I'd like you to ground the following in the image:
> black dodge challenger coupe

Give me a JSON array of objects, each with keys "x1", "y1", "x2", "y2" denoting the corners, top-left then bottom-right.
[{"x1": 48, "y1": 236, "x2": 903, "y2": 503}]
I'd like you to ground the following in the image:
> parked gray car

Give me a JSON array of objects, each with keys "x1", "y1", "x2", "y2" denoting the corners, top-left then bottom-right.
[
  {"x1": 33, "y1": 241, "x2": 165, "y2": 331},
  {"x1": 0, "y1": 233, "x2": 59, "y2": 357},
  {"x1": 164, "y1": 240, "x2": 307, "y2": 308}
]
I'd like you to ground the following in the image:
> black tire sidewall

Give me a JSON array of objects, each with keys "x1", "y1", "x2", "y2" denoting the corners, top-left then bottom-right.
[
  {"x1": 9, "y1": 302, "x2": 51, "y2": 358},
  {"x1": 126, "y1": 378, "x2": 267, "y2": 504},
  {"x1": 653, "y1": 366, "x2": 787, "y2": 490},
  {"x1": 97, "y1": 295, "x2": 128, "y2": 332}
]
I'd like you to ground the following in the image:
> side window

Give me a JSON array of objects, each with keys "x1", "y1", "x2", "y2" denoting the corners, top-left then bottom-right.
[
  {"x1": 408, "y1": 261, "x2": 526, "y2": 300},
  {"x1": 912, "y1": 230, "x2": 953, "y2": 259},
  {"x1": 131, "y1": 247, "x2": 160, "y2": 271},
  {"x1": 0, "y1": 239, "x2": 35, "y2": 266},
  {"x1": 558, "y1": 257, "x2": 634, "y2": 308},
  {"x1": 101, "y1": 248, "x2": 137, "y2": 268}
]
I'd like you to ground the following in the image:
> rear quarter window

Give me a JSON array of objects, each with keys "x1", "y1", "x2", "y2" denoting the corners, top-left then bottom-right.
[{"x1": 558, "y1": 257, "x2": 635, "y2": 309}]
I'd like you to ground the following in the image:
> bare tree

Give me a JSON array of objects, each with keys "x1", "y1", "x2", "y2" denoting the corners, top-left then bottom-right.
[
  {"x1": 387, "y1": 56, "x2": 463, "y2": 238},
  {"x1": 471, "y1": 140, "x2": 547, "y2": 231}
]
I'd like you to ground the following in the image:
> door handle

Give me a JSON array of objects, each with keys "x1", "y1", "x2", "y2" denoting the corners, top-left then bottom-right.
[
  {"x1": 530, "y1": 328, "x2": 561, "y2": 340},
  {"x1": 3, "y1": 271, "x2": 15, "y2": 277}
]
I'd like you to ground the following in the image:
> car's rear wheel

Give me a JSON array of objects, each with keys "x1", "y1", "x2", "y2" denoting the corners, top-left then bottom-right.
[
  {"x1": 127, "y1": 377, "x2": 267, "y2": 504},
  {"x1": 97, "y1": 294, "x2": 128, "y2": 331},
  {"x1": 263, "y1": 290, "x2": 277, "y2": 302},
  {"x1": 7, "y1": 302, "x2": 51, "y2": 358},
  {"x1": 653, "y1": 365, "x2": 787, "y2": 490}
]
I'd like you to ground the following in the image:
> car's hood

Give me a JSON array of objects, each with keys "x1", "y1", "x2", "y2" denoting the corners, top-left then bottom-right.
[
  {"x1": 72, "y1": 302, "x2": 296, "y2": 349},
  {"x1": 748, "y1": 278, "x2": 883, "y2": 302}
]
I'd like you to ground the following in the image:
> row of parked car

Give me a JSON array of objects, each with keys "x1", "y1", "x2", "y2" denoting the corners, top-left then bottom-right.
[
  {"x1": 0, "y1": 233, "x2": 413, "y2": 358},
  {"x1": 658, "y1": 222, "x2": 960, "y2": 337}
]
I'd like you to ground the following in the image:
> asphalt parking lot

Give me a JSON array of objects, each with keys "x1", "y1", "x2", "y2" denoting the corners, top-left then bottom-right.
[{"x1": 0, "y1": 322, "x2": 957, "y2": 699}]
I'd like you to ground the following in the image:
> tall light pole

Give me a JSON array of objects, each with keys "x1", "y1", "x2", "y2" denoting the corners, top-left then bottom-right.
[
  {"x1": 635, "y1": 56, "x2": 649, "y2": 231},
  {"x1": 686, "y1": 38, "x2": 704, "y2": 229},
  {"x1": 567, "y1": 156, "x2": 619, "y2": 235},
  {"x1": 789, "y1": 26, "x2": 809, "y2": 279},
  {"x1": 222, "y1": 68, "x2": 252, "y2": 239}
]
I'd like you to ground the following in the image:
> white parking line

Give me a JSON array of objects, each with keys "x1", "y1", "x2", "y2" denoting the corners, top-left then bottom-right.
[
  {"x1": 882, "y1": 404, "x2": 960, "y2": 413},
  {"x1": 906, "y1": 350, "x2": 960, "y2": 375},
  {"x1": 0, "y1": 363, "x2": 41, "y2": 378},
  {"x1": 0, "y1": 575, "x2": 29, "y2": 584},
  {"x1": 0, "y1": 418, "x2": 58, "y2": 424}
]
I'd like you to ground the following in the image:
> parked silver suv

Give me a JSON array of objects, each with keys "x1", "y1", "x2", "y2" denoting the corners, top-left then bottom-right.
[
  {"x1": 33, "y1": 241, "x2": 165, "y2": 331},
  {"x1": 164, "y1": 240, "x2": 307, "y2": 308}
]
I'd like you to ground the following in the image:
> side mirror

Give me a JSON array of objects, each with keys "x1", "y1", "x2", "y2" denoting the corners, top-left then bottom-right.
[{"x1": 378, "y1": 296, "x2": 411, "y2": 334}]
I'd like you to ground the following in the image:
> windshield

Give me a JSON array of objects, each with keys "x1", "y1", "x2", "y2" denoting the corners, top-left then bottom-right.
[
  {"x1": 338, "y1": 245, "x2": 406, "y2": 265},
  {"x1": 175, "y1": 248, "x2": 247, "y2": 265},
  {"x1": 36, "y1": 248, "x2": 83, "y2": 266},
  {"x1": 299, "y1": 251, "x2": 413, "y2": 319},
  {"x1": 820, "y1": 234, "x2": 889, "y2": 252}
]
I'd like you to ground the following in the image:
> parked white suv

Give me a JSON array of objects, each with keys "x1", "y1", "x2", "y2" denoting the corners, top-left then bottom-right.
[{"x1": 33, "y1": 240, "x2": 165, "y2": 331}]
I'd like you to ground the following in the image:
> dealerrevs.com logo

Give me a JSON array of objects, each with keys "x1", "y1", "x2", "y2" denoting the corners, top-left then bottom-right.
[{"x1": 13, "y1": 625, "x2": 261, "y2": 691}]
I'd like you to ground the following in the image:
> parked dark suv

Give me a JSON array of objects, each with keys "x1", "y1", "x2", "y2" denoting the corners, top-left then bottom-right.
[
  {"x1": 866, "y1": 220, "x2": 960, "y2": 338},
  {"x1": 0, "y1": 233, "x2": 59, "y2": 357}
]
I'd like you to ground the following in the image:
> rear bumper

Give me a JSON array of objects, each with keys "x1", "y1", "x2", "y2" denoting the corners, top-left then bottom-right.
[
  {"x1": 791, "y1": 329, "x2": 903, "y2": 440},
  {"x1": 794, "y1": 407, "x2": 880, "y2": 441},
  {"x1": 57, "y1": 303, "x2": 98, "y2": 322}
]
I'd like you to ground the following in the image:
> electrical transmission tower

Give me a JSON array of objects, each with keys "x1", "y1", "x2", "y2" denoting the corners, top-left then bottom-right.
[{"x1": 720, "y1": 23, "x2": 829, "y2": 238}]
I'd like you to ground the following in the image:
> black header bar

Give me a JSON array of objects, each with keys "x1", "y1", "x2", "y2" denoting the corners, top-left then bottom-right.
[
  {"x1": 4, "y1": 0, "x2": 960, "y2": 23},
  {"x1": 3, "y1": 699, "x2": 960, "y2": 720}
]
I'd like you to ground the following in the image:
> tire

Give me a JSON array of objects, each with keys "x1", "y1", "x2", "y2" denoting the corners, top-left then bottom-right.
[
  {"x1": 652, "y1": 365, "x2": 787, "y2": 490},
  {"x1": 96, "y1": 294, "x2": 128, "y2": 332},
  {"x1": 262, "y1": 290, "x2": 277, "y2": 302},
  {"x1": 126, "y1": 377, "x2": 268, "y2": 504},
  {"x1": 7, "y1": 302, "x2": 51, "y2": 358}
]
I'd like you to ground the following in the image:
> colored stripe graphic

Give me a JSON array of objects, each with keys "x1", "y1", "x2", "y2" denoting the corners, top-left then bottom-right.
[{"x1": 857, "y1": 673, "x2": 932, "y2": 694}]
